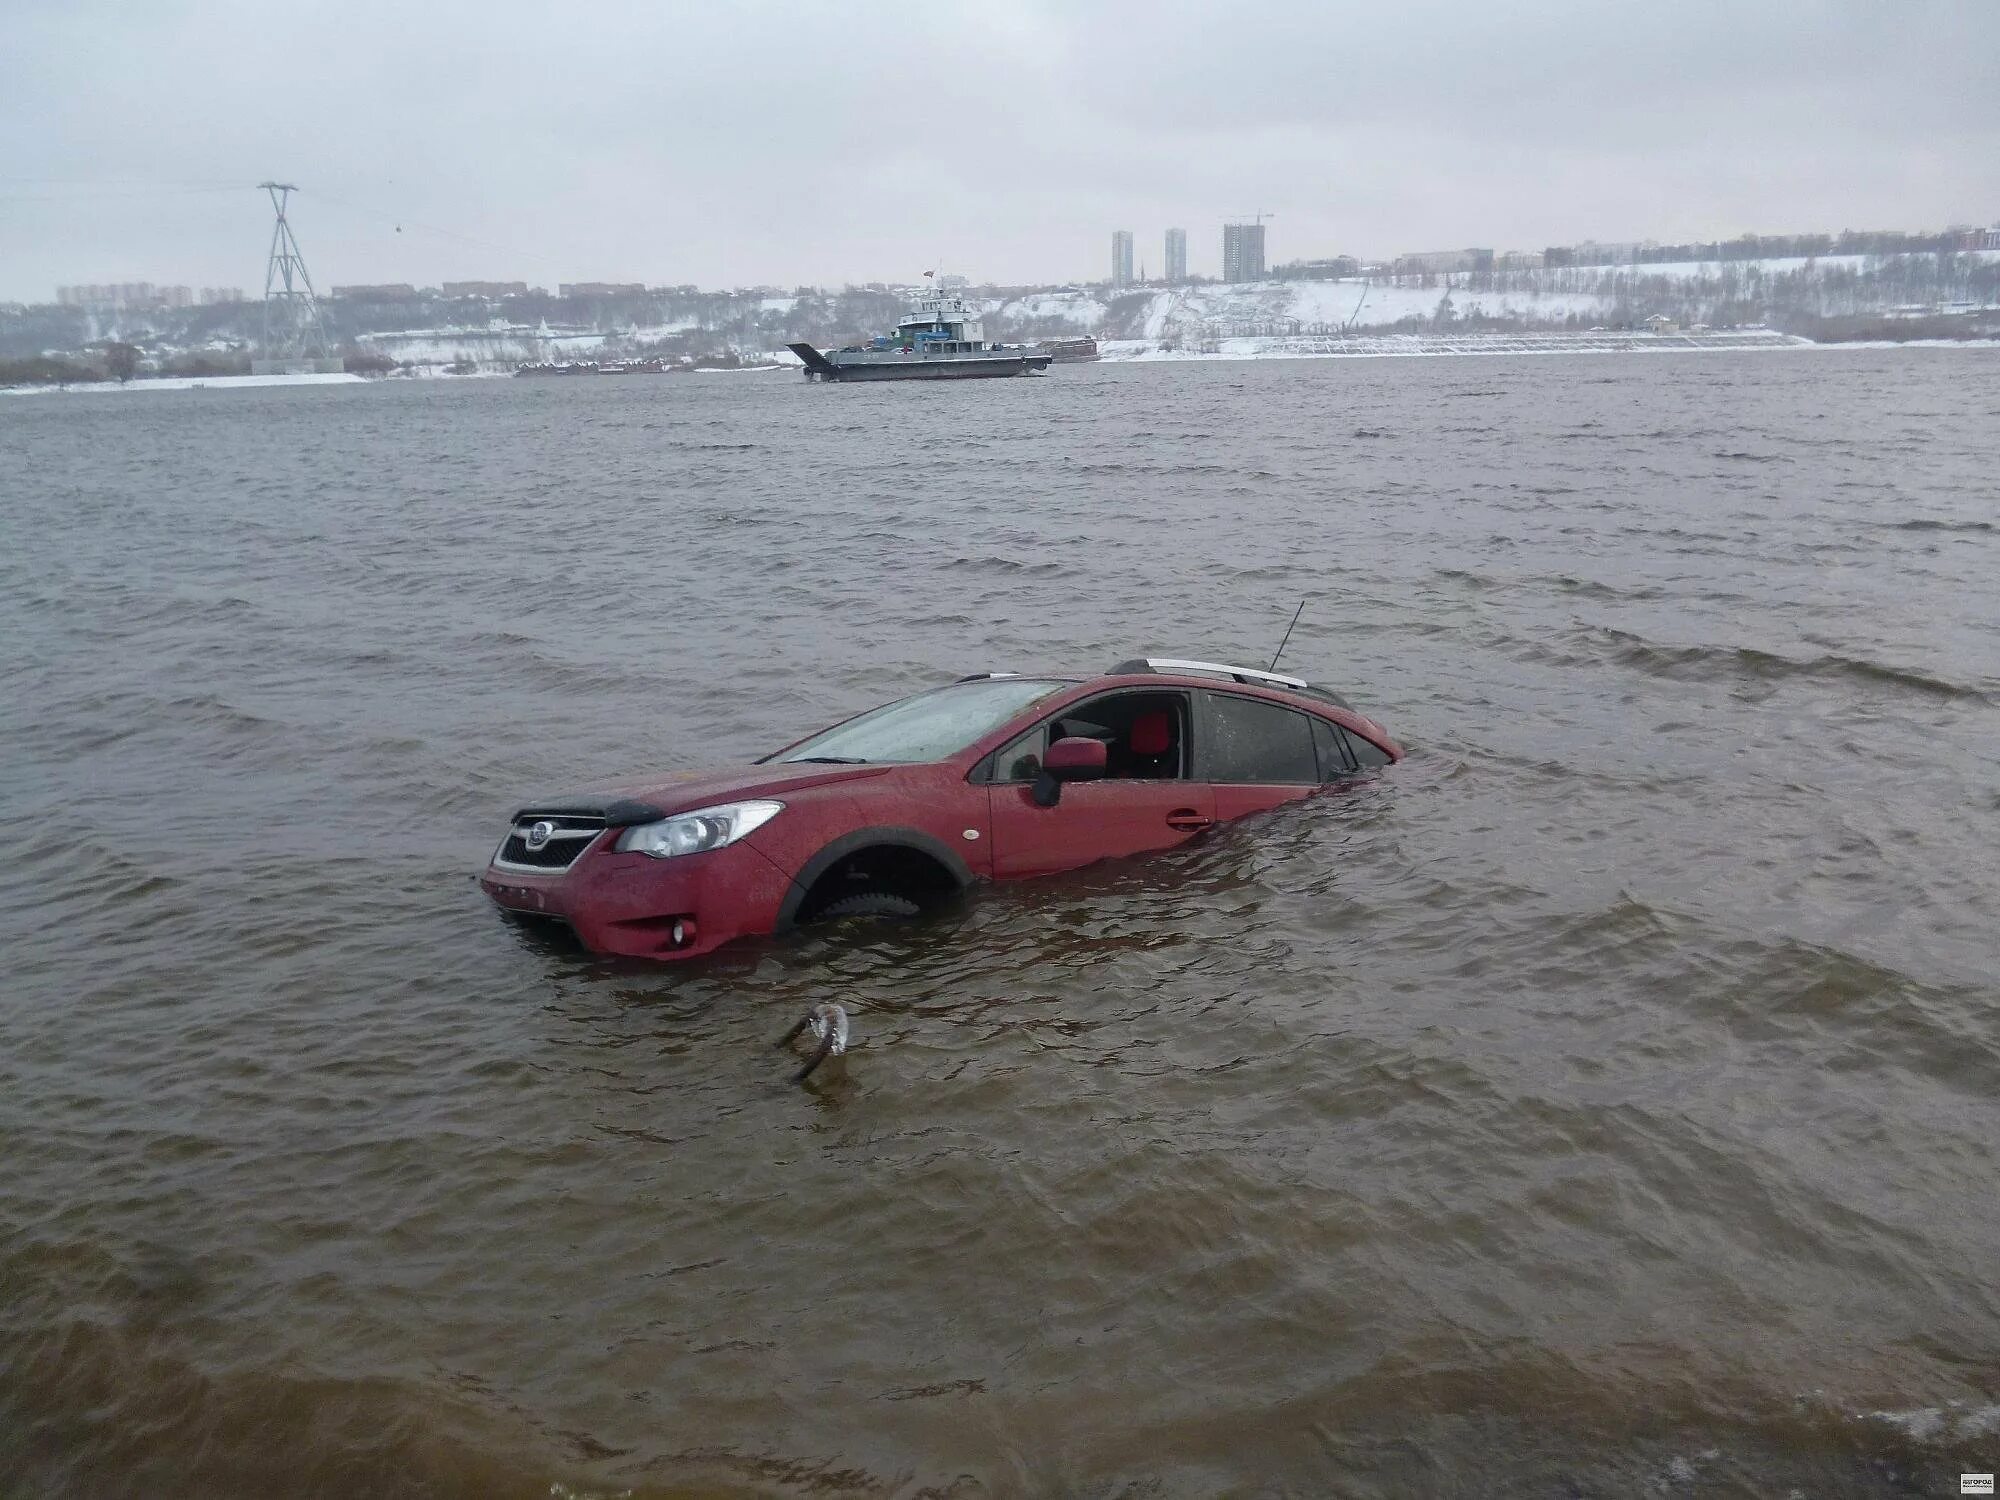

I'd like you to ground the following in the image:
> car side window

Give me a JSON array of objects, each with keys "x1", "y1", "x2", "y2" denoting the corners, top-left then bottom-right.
[
  {"x1": 1345, "y1": 729, "x2": 1393, "y2": 769},
  {"x1": 1204, "y1": 693, "x2": 1318, "y2": 784},
  {"x1": 987, "y1": 691, "x2": 1190, "y2": 783},
  {"x1": 990, "y1": 723, "x2": 1048, "y2": 783},
  {"x1": 1312, "y1": 717, "x2": 1354, "y2": 780}
]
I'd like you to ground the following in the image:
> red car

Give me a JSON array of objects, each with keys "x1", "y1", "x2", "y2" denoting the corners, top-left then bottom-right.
[{"x1": 480, "y1": 657, "x2": 1402, "y2": 960}]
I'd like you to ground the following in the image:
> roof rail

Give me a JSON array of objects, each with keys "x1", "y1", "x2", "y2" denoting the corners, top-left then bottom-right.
[
  {"x1": 1108, "y1": 656, "x2": 1308, "y2": 690},
  {"x1": 953, "y1": 671, "x2": 1021, "y2": 683}
]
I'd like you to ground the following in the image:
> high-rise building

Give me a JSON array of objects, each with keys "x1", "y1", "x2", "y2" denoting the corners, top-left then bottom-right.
[
  {"x1": 1222, "y1": 222, "x2": 1267, "y2": 283},
  {"x1": 1164, "y1": 227, "x2": 1188, "y2": 283},
  {"x1": 1110, "y1": 230, "x2": 1135, "y2": 288}
]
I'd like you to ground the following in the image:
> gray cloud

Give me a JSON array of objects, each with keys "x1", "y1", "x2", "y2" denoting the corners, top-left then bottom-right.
[{"x1": 3, "y1": 0, "x2": 1995, "y2": 300}]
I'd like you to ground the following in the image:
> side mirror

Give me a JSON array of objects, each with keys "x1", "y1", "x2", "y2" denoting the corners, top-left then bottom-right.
[{"x1": 1032, "y1": 736, "x2": 1107, "y2": 806}]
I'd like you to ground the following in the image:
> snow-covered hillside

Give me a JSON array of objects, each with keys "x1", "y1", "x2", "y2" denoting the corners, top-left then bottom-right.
[{"x1": 970, "y1": 250, "x2": 2000, "y2": 343}]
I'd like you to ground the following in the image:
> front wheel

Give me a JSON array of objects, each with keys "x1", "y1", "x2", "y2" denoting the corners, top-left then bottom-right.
[{"x1": 813, "y1": 891, "x2": 921, "y2": 922}]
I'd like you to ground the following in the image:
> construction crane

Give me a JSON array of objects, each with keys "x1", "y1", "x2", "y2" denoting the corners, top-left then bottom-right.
[{"x1": 1225, "y1": 211, "x2": 1277, "y2": 227}]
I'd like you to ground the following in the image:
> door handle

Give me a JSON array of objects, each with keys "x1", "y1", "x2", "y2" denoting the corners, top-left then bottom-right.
[{"x1": 1165, "y1": 809, "x2": 1212, "y2": 831}]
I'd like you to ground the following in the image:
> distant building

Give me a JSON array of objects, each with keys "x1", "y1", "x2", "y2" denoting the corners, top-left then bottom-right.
[
  {"x1": 560, "y1": 282, "x2": 646, "y2": 298},
  {"x1": 1542, "y1": 246, "x2": 1575, "y2": 269},
  {"x1": 1496, "y1": 250, "x2": 1545, "y2": 272},
  {"x1": 938, "y1": 273, "x2": 969, "y2": 290},
  {"x1": 1572, "y1": 240, "x2": 1646, "y2": 266},
  {"x1": 1110, "y1": 230, "x2": 1135, "y2": 288},
  {"x1": 330, "y1": 283, "x2": 419, "y2": 301},
  {"x1": 1395, "y1": 248, "x2": 1494, "y2": 275},
  {"x1": 1274, "y1": 256, "x2": 1359, "y2": 281},
  {"x1": 442, "y1": 280, "x2": 528, "y2": 298},
  {"x1": 1164, "y1": 227, "x2": 1188, "y2": 283},
  {"x1": 1222, "y1": 222, "x2": 1266, "y2": 283},
  {"x1": 198, "y1": 287, "x2": 246, "y2": 305},
  {"x1": 56, "y1": 282, "x2": 193, "y2": 310},
  {"x1": 1642, "y1": 314, "x2": 1679, "y2": 333}
]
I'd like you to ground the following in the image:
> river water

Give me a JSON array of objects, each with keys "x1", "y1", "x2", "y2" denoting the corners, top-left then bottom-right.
[{"x1": 2, "y1": 351, "x2": 1996, "y2": 1497}]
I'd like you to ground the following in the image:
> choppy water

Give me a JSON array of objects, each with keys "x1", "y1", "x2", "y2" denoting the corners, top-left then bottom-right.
[{"x1": 3, "y1": 351, "x2": 1998, "y2": 1498}]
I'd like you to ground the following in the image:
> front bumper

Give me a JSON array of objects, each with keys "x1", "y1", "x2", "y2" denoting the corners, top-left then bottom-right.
[{"x1": 480, "y1": 835, "x2": 796, "y2": 959}]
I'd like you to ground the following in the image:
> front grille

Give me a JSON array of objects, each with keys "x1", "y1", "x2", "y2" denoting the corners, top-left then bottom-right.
[{"x1": 494, "y1": 814, "x2": 607, "y2": 871}]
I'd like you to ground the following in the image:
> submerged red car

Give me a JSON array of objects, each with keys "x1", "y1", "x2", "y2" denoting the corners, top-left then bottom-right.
[{"x1": 481, "y1": 656, "x2": 1402, "y2": 960}]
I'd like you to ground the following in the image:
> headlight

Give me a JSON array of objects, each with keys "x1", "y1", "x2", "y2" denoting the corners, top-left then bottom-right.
[{"x1": 614, "y1": 800, "x2": 784, "y2": 859}]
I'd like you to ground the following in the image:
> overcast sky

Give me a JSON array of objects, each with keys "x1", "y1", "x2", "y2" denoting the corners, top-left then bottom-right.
[{"x1": 3, "y1": 0, "x2": 1996, "y2": 301}]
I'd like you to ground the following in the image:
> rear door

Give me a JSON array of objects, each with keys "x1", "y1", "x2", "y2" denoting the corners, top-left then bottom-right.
[
  {"x1": 985, "y1": 691, "x2": 1216, "y2": 879},
  {"x1": 1199, "y1": 690, "x2": 1324, "y2": 822}
]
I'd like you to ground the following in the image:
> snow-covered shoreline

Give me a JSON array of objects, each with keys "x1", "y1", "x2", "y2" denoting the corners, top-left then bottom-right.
[
  {"x1": 1097, "y1": 330, "x2": 1814, "y2": 362},
  {"x1": 0, "y1": 371, "x2": 368, "y2": 395}
]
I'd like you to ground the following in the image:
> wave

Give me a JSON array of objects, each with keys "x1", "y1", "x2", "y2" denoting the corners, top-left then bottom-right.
[
  {"x1": 1587, "y1": 627, "x2": 1991, "y2": 705},
  {"x1": 944, "y1": 556, "x2": 1069, "y2": 576},
  {"x1": 1884, "y1": 518, "x2": 1994, "y2": 533}
]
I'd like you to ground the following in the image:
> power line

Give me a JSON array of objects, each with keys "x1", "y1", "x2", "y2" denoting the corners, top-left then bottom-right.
[
  {"x1": 303, "y1": 187, "x2": 565, "y2": 268},
  {"x1": 0, "y1": 182, "x2": 247, "y2": 202}
]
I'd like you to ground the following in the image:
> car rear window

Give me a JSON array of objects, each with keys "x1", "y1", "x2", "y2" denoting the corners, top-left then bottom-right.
[{"x1": 1203, "y1": 692, "x2": 1319, "y2": 784}]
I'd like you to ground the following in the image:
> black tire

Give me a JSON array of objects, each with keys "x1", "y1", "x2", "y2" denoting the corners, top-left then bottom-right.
[{"x1": 814, "y1": 891, "x2": 921, "y2": 922}]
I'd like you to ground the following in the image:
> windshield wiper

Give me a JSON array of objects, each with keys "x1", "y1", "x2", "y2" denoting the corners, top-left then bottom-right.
[{"x1": 790, "y1": 755, "x2": 869, "y2": 764}]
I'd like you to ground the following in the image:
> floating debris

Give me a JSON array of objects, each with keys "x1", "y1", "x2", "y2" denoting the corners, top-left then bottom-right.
[{"x1": 776, "y1": 1003, "x2": 849, "y2": 1083}]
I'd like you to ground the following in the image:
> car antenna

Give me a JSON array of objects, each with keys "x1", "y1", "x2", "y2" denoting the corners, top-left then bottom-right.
[{"x1": 1269, "y1": 598, "x2": 1307, "y2": 673}]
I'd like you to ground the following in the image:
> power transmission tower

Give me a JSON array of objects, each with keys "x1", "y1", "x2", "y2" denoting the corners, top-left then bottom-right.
[{"x1": 258, "y1": 182, "x2": 329, "y2": 360}]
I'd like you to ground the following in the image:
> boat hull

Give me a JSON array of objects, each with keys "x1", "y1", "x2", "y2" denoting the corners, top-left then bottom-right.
[{"x1": 788, "y1": 343, "x2": 1051, "y2": 382}]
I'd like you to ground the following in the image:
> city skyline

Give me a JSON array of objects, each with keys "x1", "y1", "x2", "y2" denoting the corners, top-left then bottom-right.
[
  {"x1": 22, "y1": 208, "x2": 2000, "y2": 312},
  {"x1": 4, "y1": 3, "x2": 1997, "y2": 302}
]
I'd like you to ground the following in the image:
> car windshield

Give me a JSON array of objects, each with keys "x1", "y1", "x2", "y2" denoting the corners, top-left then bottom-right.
[{"x1": 774, "y1": 677, "x2": 1067, "y2": 765}]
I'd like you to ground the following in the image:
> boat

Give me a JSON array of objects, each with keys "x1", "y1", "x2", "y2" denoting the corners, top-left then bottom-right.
[
  {"x1": 1037, "y1": 336, "x2": 1101, "y2": 363},
  {"x1": 788, "y1": 282, "x2": 1051, "y2": 382},
  {"x1": 514, "y1": 357, "x2": 671, "y2": 376}
]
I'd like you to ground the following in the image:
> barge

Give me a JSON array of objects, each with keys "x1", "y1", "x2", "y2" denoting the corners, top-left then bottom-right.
[{"x1": 1038, "y1": 336, "x2": 1101, "y2": 363}]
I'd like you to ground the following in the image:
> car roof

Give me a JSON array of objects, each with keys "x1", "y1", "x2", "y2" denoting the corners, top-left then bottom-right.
[{"x1": 954, "y1": 657, "x2": 1355, "y2": 712}]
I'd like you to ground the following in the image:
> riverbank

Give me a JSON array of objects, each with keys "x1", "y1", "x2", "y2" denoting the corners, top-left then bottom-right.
[
  {"x1": 0, "y1": 371, "x2": 368, "y2": 395},
  {"x1": 1102, "y1": 329, "x2": 1815, "y2": 361}
]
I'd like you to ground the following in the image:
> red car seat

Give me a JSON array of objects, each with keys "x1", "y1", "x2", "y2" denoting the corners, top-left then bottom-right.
[{"x1": 1125, "y1": 709, "x2": 1176, "y2": 778}]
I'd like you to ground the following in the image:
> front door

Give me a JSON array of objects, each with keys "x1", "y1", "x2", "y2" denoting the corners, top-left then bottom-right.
[
  {"x1": 988, "y1": 778, "x2": 1217, "y2": 878},
  {"x1": 983, "y1": 689, "x2": 1215, "y2": 878}
]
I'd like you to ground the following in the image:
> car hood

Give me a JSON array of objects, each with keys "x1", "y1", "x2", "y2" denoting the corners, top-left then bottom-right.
[{"x1": 514, "y1": 762, "x2": 894, "y2": 826}]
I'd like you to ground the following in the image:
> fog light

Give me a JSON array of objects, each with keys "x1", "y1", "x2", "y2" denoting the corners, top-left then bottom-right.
[{"x1": 669, "y1": 918, "x2": 695, "y2": 949}]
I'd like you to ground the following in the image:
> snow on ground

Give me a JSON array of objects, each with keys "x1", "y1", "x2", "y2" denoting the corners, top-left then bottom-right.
[
  {"x1": 1, "y1": 372, "x2": 367, "y2": 395},
  {"x1": 985, "y1": 250, "x2": 2000, "y2": 340},
  {"x1": 1612, "y1": 249, "x2": 1999, "y2": 281},
  {"x1": 357, "y1": 325, "x2": 609, "y2": 366},
  {"x1": 986, "y1": 291, "x2": 1103, "y2": 328},
  {"x1": 1098, "y1": 329, "x2": 1807, "y2": 363},
  {"x1": 1131, "y1": 279, "x2": 1613, "y2": 335}
]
